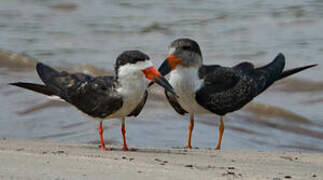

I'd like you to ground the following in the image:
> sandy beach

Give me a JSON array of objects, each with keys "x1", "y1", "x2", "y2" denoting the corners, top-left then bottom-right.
[
  {"x1": 0, "y1": 140, "x2": 321, "y2": 180},
  {"x1": 0, "y1": 1, "x2": 323, "y2": 179},
  {"x1": 1, "y1": 0, "x2": 323, "y2": 152}
]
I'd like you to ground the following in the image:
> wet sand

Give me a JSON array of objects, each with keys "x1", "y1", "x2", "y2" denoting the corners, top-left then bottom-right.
[
  {"x1": 1, "y1": 0, "x2": 323, "y2": 152},
  {"x1": 0, "y1": 139, "x2": 322, "y2": 180},
  {"x1": 1, "y1": 50, "x2": 323, "y2": 152}
]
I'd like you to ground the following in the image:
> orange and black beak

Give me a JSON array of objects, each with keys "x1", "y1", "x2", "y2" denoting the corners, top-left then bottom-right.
[
  {"x1": 158, "y1": 55, "x2": 182, "y2": 76},
  {"x1": 148, "y1": 55, "x2": 182, "y2": 88},
  {"x1": 142, "y1": 66, "x2": 177, "y2": 96}
]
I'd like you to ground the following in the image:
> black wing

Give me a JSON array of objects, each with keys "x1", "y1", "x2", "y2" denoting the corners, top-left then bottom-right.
[
  {"x1": 9, "y1": 82, "x2": 55, "y2": 96},
  {"x1": 36, "y1": 63, "x2": 123, "y2": 118},
  {"x1": 165, "y1": 90, "x2": 187, "y2": 115},
  {"x1": 195, "y1": 53, "x2": 286, "y2": 115},
  {"x1": 278, "y1": 64, "x2": 317, "y2": 80},
  {"x1": 249, "y1": 53, "x2": 285, "y2": 94},
  {"x1": 127, "y1": 90, "x2": 148, "y2": 117}
]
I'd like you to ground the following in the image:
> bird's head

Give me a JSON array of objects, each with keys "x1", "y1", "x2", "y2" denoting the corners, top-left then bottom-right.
[
  {"x1": 115, "y1": 50, "x2": 176, "y2": 96},
  {"x1": 159, "y1": 38, "x2": 202, "y2": 76}
]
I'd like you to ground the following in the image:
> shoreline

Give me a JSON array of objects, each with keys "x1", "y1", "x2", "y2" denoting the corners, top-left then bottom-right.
[{"x1": 0, "y1": 140, "x2": 322, "y2": 179}]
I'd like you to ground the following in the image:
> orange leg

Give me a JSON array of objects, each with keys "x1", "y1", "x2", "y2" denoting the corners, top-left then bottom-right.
[
  {"x1": 121, "y1": 118, "x2": 129, "y2": 151},
  {"x1": 185, "y1": 114, "x2": 194, "y2": 149},
  {"x1": 98, "y1": 121, "x2": 111, "y2": 151},
  {"x1": 216, "y1": 116, "x2": 224, "y2": 150}
]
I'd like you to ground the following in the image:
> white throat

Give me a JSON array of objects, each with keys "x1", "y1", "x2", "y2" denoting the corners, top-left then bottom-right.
[
  {"x1": 169, "y1": 66, "x2": 209, "y2": 114},
  {"x1": 111, "y1": 60, "x2": 152, "y2": 118},
  {"x1": 116, "y1": 60, "x2": 153, "y2": 97},
  {"x1": 169, "y1": 66, "x2": 202, "y2": 92}
]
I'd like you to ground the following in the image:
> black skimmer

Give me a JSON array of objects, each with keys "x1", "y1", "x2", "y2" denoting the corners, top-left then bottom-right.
[
  {"x1": 157, "y1": 38, "x2": 317, "y2": 150},
  {"x1": 10, "y1": 50, "x2": 176, "y2": 151}
]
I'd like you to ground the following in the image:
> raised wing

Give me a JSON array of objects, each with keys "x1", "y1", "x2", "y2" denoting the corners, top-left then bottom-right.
[{"x1": 36, "y1": 63, "x2": 123, "y2": 118}]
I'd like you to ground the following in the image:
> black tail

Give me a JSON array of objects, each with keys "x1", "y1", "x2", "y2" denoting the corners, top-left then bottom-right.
[
  {"x1": 9, "y1": 82, "x2": 55, "y2": 96},
  {"x1": 279, "y1": 64, "x2": 318, "y2": 80}
]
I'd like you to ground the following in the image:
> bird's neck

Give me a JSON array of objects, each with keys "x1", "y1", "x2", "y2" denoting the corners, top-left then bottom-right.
[
  {"x1": 171, "y1": 65, "x2": 201, "y2": 79},
  {"x1": 169, "y1": 66, "x2": 203, "y2": 92},
  {"x1": 169, "y1": 66, "x2": 208, "y2": 114},
  {"x1": 116, "y1": 72, "x2": 148, "y2": 98}
]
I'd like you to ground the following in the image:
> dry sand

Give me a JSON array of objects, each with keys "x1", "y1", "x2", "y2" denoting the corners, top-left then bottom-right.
[{"x1": 0, "y1": 140, "x2": 322, "y2": 180}]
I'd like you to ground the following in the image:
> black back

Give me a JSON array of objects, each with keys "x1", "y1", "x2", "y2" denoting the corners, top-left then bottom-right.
[
  {"x1": 36, "y1": 63, "x2": 123, "y2": 118},
  {"x1": 195, "y1": 53, "x2": 286, "y2": 115}
]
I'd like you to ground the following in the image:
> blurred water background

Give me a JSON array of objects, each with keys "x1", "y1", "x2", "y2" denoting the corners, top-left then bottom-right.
[{"x1": 0, "y1": 0, "x2": 323, "y2": 151}]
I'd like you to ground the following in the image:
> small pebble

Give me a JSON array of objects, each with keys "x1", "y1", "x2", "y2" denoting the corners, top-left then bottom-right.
[
  {"x1": 312, "y1": 174, "x2": 317, "y2": 178},
  {"x1": 52, "y1": 150, "x2": 64, "y2": 154},
  {"x1": 122, "y1": 156, "x2": 127, "y2": 160}
]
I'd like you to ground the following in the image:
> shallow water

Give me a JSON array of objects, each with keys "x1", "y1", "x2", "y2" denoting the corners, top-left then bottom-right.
[{"x1": 0, "y1": 0, "x2": 323, "y2": 152}]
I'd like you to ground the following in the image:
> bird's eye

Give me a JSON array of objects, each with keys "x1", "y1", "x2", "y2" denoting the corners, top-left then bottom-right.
[
  {"x1": 182, "y1": 46, "x2": 190, "y2": 50},
  {"x1": 101, "y1": 86, "x2": 107, "y2": 91}
]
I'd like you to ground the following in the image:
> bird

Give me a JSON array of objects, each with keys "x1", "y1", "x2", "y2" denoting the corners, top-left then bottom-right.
[
  {"x1": 10, "y1": 50, "x2": 176, "y2": 151},
  {"x1": 156, "y1": 38, "x2": 317, "y2": 150}
]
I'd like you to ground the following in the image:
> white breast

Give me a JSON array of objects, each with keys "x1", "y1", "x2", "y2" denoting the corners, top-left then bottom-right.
[
  {"x1": 108, "y1": 72, "x2": 148, "y2": 119},
  {"x1": 105, "y1": 60, "x2": 153, "y2": 119},
  {"x1": 169, "y1": 67, "x2": 210, "y2": 114}
]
